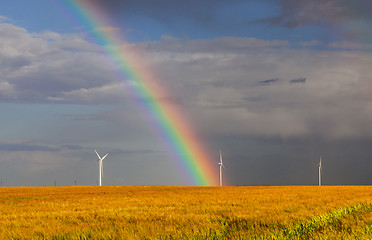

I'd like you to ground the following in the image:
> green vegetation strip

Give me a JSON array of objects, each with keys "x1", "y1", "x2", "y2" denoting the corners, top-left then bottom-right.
[{"x1": 271, "y1": 202, "x2": 372, "y2": 239}]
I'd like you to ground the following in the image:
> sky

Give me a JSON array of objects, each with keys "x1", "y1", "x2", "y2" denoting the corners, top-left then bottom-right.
[{"x1": 0, "y1": 0, "x2": 371, "y2": 186}]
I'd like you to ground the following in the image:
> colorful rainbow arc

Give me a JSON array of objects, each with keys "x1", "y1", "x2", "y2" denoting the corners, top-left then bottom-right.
[{"x1": 64, "y1": 0, "x2": 218, "y2": 186}]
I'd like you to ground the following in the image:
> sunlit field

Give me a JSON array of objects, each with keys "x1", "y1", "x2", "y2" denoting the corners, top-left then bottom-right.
[{"x1": 0, "y1": 186, "x2": 371, "y2": 239}]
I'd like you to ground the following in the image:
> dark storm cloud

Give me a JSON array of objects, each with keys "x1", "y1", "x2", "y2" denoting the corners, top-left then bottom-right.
[
  {"x1": 88, "y1": 0, "x2": 372, "y2": 41},
  {"x1": 257, "y1": 77, "x2": 306, "y2": 86},
  {"x1": 259, "y1": 78, "x2": 279, "y2": 85},
  {"x1": 112, "y1": 149, "x2": 160, "y2": 155},
  {"x1": 88, "y1": 0, "x2": 255, "y2": 36},
  {"x1": 257, "y1": 0, "x2": 346, "y2": 28},
  {"x1": 90, "y1": 0, "x2": 240, "y2": 22},
  {"x1": 218, "y1": 135, "x2": 372, "y2": 186},
  {"x1": 290, "y1": 77, "x2": 306, "y2": 84},
  {"x1": 0, "y1": 142, "x2": 93, "y2": 153},
  {"x1": 60, "y1": 145, "x2": 85, "y2": 151},
  {"x1": 0, "y1": 142, "x2": 58, "y2": 152},
  {"x1": 0, "y1": 57, "x2": 31, "y2": 72},
  {"x1": 257, "y1": 0, "x2": 372, "y2": 39}
]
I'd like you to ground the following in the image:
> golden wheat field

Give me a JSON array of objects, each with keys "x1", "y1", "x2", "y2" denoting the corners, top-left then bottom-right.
[{"x1": 0, "y1": 186, "x2": 371, "y2": 239}]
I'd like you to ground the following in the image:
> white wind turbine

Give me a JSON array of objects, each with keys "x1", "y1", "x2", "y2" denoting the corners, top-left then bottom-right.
[
  {"x1": 218, "y1": 149, "x2": 225, "y2": 186},
  {"x1": 95, "y1": 150, "x2": 108, "y2": 186},
  {"x1": 318, "y1": 156, "x2": 322, "y2": 186}
]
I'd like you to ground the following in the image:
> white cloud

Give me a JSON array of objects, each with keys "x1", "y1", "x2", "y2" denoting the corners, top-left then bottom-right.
[
  {"x1": 0, "y1": 16, "x2": 11, "y2": 22},
  {"x1": 49, "y1": 82, "x2": 127, "y2": 103},
  {"x1": 0, "y1": 81, "x2": 16, "y2": 98},
  {"x1": 134, "y1": 36, "x2": 289, "y2": 54},
  {"x1": 297, "y1": 40, "x2": 323, "y2": 47},
  {"x1": 328, "y1": 41, "x2": 372, "y2": 49},
  {"x1": 0, "y1": 23, "x2": 117, "y2": 102}
]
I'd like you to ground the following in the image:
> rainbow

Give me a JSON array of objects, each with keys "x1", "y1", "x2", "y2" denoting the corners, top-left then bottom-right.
[{"x1": 63, "y1": 0, "x2": 218, "y2": 186}]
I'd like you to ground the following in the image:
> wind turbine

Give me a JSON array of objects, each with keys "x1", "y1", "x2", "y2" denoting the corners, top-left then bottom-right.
[
  {"x1": 318, "y1": 156, "x2": 322, "y2": 186},
  {"x1": 95, "y1": 150, "x2": 108, "y2": 186},
  {"x1": 218, "y1": 149, "x2": 225, "y2": 186}
]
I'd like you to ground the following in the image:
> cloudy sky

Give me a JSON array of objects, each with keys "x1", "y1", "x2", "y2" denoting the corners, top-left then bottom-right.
[{"x1": 0, "y1": 0, "x2": 371, "y2": 186}]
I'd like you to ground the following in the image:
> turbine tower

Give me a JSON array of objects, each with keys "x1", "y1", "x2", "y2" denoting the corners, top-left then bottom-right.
[
  {"x1": 218, "y1": 149, "x2": 224, "y2": 186},
  {"x1": 318, "y1": 156, "x2": 322, "y2": 186},
  {"x1": 95, "y1": 150, "x2": 108, "y2": 186}
]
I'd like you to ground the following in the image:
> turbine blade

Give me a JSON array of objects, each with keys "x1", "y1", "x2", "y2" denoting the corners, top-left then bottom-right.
[
  {"x1": 95, "y1": 150, "x2": 101, "y2": 160},
  {"x1": 219, "y1": 149, "x2": 223, "y2": 164},
  {"x1": 101, "y1": 153, "x2": 108, "y2": 161}
]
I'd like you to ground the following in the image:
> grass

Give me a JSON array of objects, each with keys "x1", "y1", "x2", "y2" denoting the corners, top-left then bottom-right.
[{"x1": 0, "y1": 186, "x2": 371, "y2": 239}]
